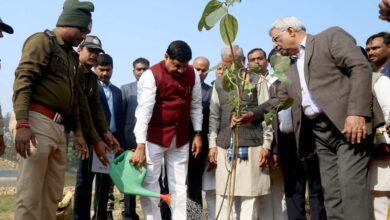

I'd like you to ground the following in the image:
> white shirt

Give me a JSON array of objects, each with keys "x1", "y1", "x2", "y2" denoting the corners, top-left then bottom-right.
[
  {"x1": 374, "y1": 75, "x2": 390, "y2": 122},
  {"x1": 134, "y1": 68, "x2": 203, "y2": 144},
  {"x1": 297, "y1": 36, "x2": 323, "y2": 118}
]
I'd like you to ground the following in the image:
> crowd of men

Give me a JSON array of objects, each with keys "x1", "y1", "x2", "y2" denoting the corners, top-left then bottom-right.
[{"x1": 1, "y1": 0, "x2": 390, "y2": 220}]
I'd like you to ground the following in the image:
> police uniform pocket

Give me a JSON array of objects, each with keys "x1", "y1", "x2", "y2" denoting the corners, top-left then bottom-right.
[{"x1": 48, "y1": 55, "x2": 68, "y2": 76}]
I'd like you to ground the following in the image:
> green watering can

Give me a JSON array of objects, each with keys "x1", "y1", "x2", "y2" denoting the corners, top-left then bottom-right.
[{"x1": 109, "y1": 150, "x2": 171, "y2": 205}]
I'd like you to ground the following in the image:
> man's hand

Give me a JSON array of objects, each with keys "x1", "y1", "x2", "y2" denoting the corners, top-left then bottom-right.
[
  {"x1": 379, "y1": 0, "x2": 390, "y2": 21},
  {"x1": 74, "y1": 130, "x2": 89, "y2": 160},
  {"x1": 93, "y1": 141, "x2": 110, "y2": 166},
  {"x1": 208, "y1": 147, "x2": 218, "y2": 165},
  {"x1": 191, "y1": 134, "x2": 202, "y2": 158},
  {"x1": 231, "y1": 112, "x2": 255, "y2": 128},
  {"x1": 129, "y1": 143, "x2": 146, "y2": 168},
  {"x1": 0, "y1": 135, "x2": 6, "y2": 156},
  {"x1": 104, "y1": 131, "x2": 120, "y2": 153},
  {"x1": 205, "y1": 159, "x2": 216, "y2": 172},
  {"x1": 259, "y1": 148, "x2": 270, "y2": 167},
  {"x1": 269, "y1": 154, "x2": 280, "y2": 169},
  {"x1": 15, "y1": 127, "x2": 36, "y2": 158},
  {"x1": 342, "y1": 116, "x2": 367, "y2": 144}
]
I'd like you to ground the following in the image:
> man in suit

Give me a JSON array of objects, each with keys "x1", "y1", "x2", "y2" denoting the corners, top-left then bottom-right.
[
  {"x1": 233, "y1": 16, "x2": 383, "y2": 219},
  {"x1": 117, "y1": 57, "x2": 150, "y2": 220},
  {"x1": 95, "y1": 53, "x2": 125, "y2": 219},
  {"x1": 267, "y1": 49, "x2": 327, "y2": 220},
  {"x1": 187, "y1": 56, "x2": 212, "y2": 214}
]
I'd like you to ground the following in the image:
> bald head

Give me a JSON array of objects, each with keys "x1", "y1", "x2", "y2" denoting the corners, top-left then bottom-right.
[{"x1": 193, "y1": 56, "x2": 210, "y2": 82}]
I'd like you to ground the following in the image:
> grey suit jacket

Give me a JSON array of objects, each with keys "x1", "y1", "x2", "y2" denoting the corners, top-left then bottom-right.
[
  {"x1": 252, "y1": 26, "x2": 384, "y2": 157},
  {"x1": 121, "y1": 81, "x2": 138, "y2": 150}
]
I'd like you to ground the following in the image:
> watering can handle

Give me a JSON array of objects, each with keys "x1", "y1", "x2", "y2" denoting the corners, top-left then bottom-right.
[
  {"x1": 140, "y1": 165, "x2": 147, "y2": 180},
  {"x1": 112, "y1": 151, "x2": 126, "y2": 164}
]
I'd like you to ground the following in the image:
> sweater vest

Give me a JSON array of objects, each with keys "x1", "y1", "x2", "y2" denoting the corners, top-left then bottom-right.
[
  {"x1": 215, "y1": 74, "x2": 263, "y2": 147},
  {"x1": 147, "y1": 60, "x2": 195, "y2": 148}
]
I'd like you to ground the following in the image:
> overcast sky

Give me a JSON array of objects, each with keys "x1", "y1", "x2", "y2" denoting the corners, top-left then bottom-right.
[{"x1": 0, "y1": 0, "x2": 387, "y2": 114}]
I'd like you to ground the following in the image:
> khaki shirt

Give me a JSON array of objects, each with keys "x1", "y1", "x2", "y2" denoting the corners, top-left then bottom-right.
[
  {"x1": 13, "y1": 29, "x2": 79, "y2": 123},
  {"x1": 77, "y1": 64, "x2": 109, "y2": 145}
]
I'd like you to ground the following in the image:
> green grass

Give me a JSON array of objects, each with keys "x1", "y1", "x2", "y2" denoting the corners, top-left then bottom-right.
[
  {"x1": 64, "y1": 172, "x2": 77, "y2": 187},
  {"x1": 0, "y1": 195, "x2": 15, "y2": 220},
  {"x1": 0, "y1": 195, "x2": 14, "y2": 213}
]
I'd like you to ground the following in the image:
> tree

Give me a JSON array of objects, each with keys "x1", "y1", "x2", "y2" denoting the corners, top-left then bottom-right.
[{"x1": 198, "y1": 1, "x2": 292, "y2": 219}]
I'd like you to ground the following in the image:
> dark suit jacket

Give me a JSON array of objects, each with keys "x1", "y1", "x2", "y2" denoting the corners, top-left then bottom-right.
[
  {"x1": 189, "y1": 82, "x2": 212, "y2": 153},
  {"x1": 120, "y1": 82, "x2": 138, "y2": 150},
  {"x1": 253, "y1": 26, "x2": 384, "y2": 157},
  {"x1": 98, "y1": 81, "x2": 125, "y2": 147}
]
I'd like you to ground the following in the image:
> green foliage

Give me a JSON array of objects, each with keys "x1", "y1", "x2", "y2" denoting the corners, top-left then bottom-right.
[
  {"x1": 205, "y1": 6, "x2": 227, "y2": 28},
  {"x1": 220, "y1": 14, "x2": 238, "y2": 45},
  {"x1": 264, "y1": 97, "x2": 294, "y2": 125},
  {"x1": 281, "y1": 97, "x2": 294, "y2": 110},
  {"x1": 264, "y1": 109, "x2": 276, "y2": 126},
  {"x1": 270, "y1": 55, "x2": 290, "y2": 72},
  {"x1": 270, "y1": 55, "x2": 291, "y2": 83},
  {"x1": 250, "y1": 63, "x2": 260, "y2": 75},
  {"x1": 198, "y1": 0, "x2": 223, "y2": 31},
  {"x1": 205, "y1": 62, "x2": 221, "y2": 74}
]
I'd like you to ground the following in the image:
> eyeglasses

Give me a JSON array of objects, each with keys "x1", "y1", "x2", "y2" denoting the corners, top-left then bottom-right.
[{"x1": 272, "y1": 30, "x2": 286, "y2": 43}]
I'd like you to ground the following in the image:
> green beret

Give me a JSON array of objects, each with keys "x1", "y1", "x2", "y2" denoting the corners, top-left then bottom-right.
[{"x1": 56, "y1": 0, "x2": 94, "y2": 31}]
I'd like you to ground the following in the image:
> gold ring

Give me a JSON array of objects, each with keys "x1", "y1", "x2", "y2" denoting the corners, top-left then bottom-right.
[{"x1": 100, "y1": 156, "x2": 104, "y2": 160}]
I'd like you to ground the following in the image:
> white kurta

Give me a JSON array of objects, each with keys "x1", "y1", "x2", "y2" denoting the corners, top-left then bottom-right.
[{"x1": 134, "y1": 67, "x2": 203, "y2": 220}]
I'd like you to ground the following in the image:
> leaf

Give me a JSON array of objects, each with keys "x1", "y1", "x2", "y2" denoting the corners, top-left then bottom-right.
[
  {"x1": 250, "y1": 63, "x2": 260, "y2": 74},
  {"x1": 264, "y1": 109, "x2": 276, "y2": 126},
  {"x1": 222, "y1": 73, "x2": 234, "y2": 92},
  {"x1": 270, "y1": 55, "x2": 291, "y2": 73},
  {"x1": 271, "y1": 71, "x2": 291, "y2": 83},
  {"x1": 198, "y1": 0, "x2": 223, "y2": 31},
  {"x1": 226, "y1": 0, "x2": 241, "y2": 6},
  {"x1": 281, "y1": 97, "x2": 294, "y2": 110},
  {"x1": 205, "y1": 6, "x2": 227, "y2": 28},
  {"x1": 204, "y1": 63, "x2": 220, "y2": 75},
  {"x1": 220, "y1": 14, "x2": 238, "y2": 45},
  {"x1": 244, "y1": 83, "x2": 256, "y2": 91}
]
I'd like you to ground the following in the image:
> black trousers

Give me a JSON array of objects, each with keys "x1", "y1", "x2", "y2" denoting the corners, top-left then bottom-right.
[
  {"x1": 187, "y1": 143, "x2": 208, "y2": 207},
  {"x1": 73, "y1": 157, "x2": 111, "y2": 220},
  {"x1": 311, "y1": 114, "x2": 371, "y2": 220},
  {"x1": 279, "y1": 132, "x2": 327, "y2": 220}
]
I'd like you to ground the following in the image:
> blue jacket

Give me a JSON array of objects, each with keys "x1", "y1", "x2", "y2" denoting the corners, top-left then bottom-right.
[{"x1": 97, "y1": 81, "x2": 125, "y2": 147}]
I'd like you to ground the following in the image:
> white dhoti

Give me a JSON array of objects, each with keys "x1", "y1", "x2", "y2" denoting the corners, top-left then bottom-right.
[{"x1": 215, "y1": 146, "x2": 271, "y2": 219}]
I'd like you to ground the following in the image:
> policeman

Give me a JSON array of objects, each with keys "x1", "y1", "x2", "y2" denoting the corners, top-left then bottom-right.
[
  {"x1": 73, "y1": 35, "x2": 121, "y2": 220},
  {"x1": 0, "y1": 17, "x2": 13, "y2": 156},
  {"x1": 11, "y1": 0, "x2": 94, "y2": 219}
]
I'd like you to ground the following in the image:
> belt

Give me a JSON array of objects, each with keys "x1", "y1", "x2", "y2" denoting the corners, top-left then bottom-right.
[{"x1": 29, "y1": 102, "x2": 63, "y2": 124}]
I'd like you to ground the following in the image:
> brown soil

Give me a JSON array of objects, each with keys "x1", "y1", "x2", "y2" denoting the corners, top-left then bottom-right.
[{"x1": 0, "y1": 158, "x2": 17, "y2": 169}]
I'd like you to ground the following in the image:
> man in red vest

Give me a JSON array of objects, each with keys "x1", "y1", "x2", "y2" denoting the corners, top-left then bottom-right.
[{"x1": 130, "y1": 40, "x2": 203, "y2": 220}]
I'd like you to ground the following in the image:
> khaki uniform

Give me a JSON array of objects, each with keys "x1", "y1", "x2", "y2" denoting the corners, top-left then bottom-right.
[
  {"x1": 11, "y1": 29, "x2": 80, "y2": 220},
  {"x1": 77, "y1": 64, "x2": 109, "y2": 144}
]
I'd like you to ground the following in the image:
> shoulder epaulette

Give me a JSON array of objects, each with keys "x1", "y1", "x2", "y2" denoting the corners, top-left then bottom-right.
[{"x1": 44, "y1": 29, "x2": 56, "y2": 39}]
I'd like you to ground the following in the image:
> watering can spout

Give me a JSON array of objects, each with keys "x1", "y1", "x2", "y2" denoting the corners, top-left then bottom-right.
[
  {"x1": 160, "y1": 194, "x2": 171, "y2": 206},
  {"x1": 109, "y1": 150, "x2": 171, "y2": 205}
]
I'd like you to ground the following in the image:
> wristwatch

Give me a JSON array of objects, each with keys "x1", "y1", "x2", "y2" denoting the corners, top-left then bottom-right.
[{"x1": 194, "y1": 130, "x2": 202, "y2": 135}]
